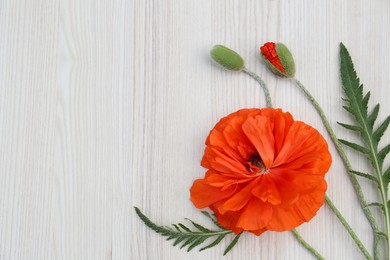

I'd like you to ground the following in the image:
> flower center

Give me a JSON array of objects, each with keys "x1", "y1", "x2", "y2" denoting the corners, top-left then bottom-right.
[{"x1": 247, "y1": 153, "x2": 268, "y2": 174}]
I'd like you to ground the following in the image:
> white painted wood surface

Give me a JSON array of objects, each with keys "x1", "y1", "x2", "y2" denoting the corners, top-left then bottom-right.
[{"x1": 1, "y1": 0, "x2": 390, "y2": 259}]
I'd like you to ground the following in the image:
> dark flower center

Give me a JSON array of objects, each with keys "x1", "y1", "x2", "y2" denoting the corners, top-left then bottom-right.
[{"x1": 247, "y1": 153, "x2": 267, "y2": 174}]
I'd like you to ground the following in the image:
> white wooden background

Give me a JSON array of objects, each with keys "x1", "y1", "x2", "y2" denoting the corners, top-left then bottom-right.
[{"x1": 1, "y1": 0, "x2": 390, "y2": 259}]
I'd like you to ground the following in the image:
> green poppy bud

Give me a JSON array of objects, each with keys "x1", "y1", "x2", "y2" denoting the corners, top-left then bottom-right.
[{"x1": 210, "y1": 45, "x2": 245, "y2": 71}]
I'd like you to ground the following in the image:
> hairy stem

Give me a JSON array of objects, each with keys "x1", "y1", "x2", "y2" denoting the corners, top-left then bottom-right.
[
  {"x1": 293, "y1": 78, "x2": 379, "y2": 259},
  {"x1": 242, "y1": 68, "x2": 273, "y2": 107},
  {"x1": 291, "y1": 229, "x2": 325, "y2": 260},
  {"x1": 325, "y1": 195, "x2": 372, "y2": 260}
]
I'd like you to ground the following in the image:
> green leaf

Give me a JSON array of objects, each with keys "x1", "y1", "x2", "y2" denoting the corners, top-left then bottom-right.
[
  {"x1": 383, "y1": 167, "x2": 390, "y2": 186},
  {"x1": 350, "y1": 170, "x2": 378, "y2": 183},
  {"x1": 199, "y1": 235, "x2": 227, "y2": 251},
  {"x1": 339, "y1": 139, "x2": 369, "y2": 154},
  {"x1": 178, "y1": 223, "x2": 192, "y2": 232},
  {"x1": 134, "y1": 207, "x2": 234, "y2": 254},
  {"x1": 223, "y1": 232, "x2": 243, "y2": 256},
  {"x1": 186, "y1": 219, "x2": 212, "y2": 233},
  {"x1": 201, "y1": 211, "x2": 225, "y2": 229},
  {"x1": 180, "y1": 236, "x2": 197, "y2": 249},
  {"x1": 373, "y1": 116, "x2": 390, "y2": 144},
  {"x1": 339, "y1": 43, "x2": 390, "y2": 243},
  {"x1": 337, "y1": 122, "x2": 361, "y2": 132},
  {"x1": 342, "y1": 105, "x2": 355, "y2": 116},
  {"x1": 362, "y1": 91, "x2": 371, "y2": 114},
  {"x1": 378, "y1": 144, "x2": 390, "y2": 167},
  {"x1": 187, "y1": 237, "x2": 208, "y2": 252},
  {"x1": 368, "y1": 104, "x2": 380, "y2": 129}
]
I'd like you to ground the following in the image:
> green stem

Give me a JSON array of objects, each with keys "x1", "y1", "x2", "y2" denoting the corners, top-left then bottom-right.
[
  {"x1": 325, "y1": 195, "x2": 372, "y2": 260},
  {"x1": 242, "y1": 70, "x2": 323, "y2": 259},
  {"x1": 294, "y1": 78, "x2": 378, "y2": 259},
  {"x1": 242, "y1": 68, "x2": 273, "y2": 107},
  {"x1": 291, "y1": 229, "x2": 325, "y2": 260}
]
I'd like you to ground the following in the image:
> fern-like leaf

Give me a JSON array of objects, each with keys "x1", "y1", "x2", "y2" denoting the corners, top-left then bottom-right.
[
  {"x1": 339, "y1": 43, "x2": 390, "y2": 249},
  {"x1": 339, "y1": 43, "x2": 390, "y2": 177},
  {"x1": 223, "y1": 232, "x2": 243, "y2": 256},
  {"x1": 337, "y1": 122, "x2": 362, "y2": 132},
  {"x1": 339, "y1": 139, "x2": 369, "y2": 154},
  {"x1": 378, "y1": 144, "x2": 390, "y2": 168},
  {"x1": 373, "y1": 116, "x2": 390, "y2": 145},
  {"x1": 201, "y1": 211, "x2": 225, "y2": 229},
  {"x1": 350, "y1": 170, "x2": 378, "y2": 183},
  {"x1": 368, "y1": 104, "x2": 380, "y2": 129},
  {"x1": 383, "y1": 167, "x2": 390, "y2": 187},
  {"x1": 134, "y1": 207, "x2": 240, "y2": 254}
]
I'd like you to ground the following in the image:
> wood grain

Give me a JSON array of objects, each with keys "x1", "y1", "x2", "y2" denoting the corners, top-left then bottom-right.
[{"x1": 1, "y1": 0, "x2": 390, "y2": 259}]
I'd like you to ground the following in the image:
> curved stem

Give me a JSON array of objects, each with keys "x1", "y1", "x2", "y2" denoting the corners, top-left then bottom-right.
[
  {"x1": 291, "y1": 229, "x2": 325, "y2": 260},
  {"x1": 242, "y1": 68, "x2": 273, "y2": 107},
  {"x1": 242, "y1": 70, "x2": 323, "y2": 259},
  {"x1": 294, "y1": 78, "x2": 379, "y2": 259},
  {"x1": 325, "y1": 195, "x2": 372, "y2": 260}
]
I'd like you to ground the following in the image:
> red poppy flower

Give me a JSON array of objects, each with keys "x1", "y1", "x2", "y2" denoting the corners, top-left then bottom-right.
[{"x1": 190, "y1": 108, "x2": 331, "y2": 235}]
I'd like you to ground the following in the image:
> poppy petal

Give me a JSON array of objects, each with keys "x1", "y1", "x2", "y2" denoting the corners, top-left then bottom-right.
[
  {"x1": 242, "y1": 115, "x2": 275, "y2": 168},
  {"x1": 190, "y1": 179, "x2": 237, "y2": 208}
]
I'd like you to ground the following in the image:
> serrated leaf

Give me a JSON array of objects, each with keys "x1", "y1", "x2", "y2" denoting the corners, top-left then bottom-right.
[
  {"x1": 337, "y1": 122, "x2": 361, "y2": 132},
  {"x1": 134, "y1": 207, "x2": 233, "y2": 254},
  {"x1": 362, "y1": 91, "x2": 371, "y2": 113},
  {"x1": 350, "y1": 170, "x2": 378, "y2": 183},
  {"x1": 187, "y1": 237, "x2": 208, "y2": 252},
  {"x1": 186, "y1": 219, "x2": 212, "y2": 233},
  {"x1": 172, "y1": 224, "x2": 181, "y2": 232},
  {"x1": 199, "y1": 235, "x2": 226, "y2": 251},
  {"x1": 339, "y1": 139, "x2": 369, "y2": 154},
  {"x1": 378, "y1": 144, "x2": 390, "y2": 167},
  {"x1": 342, "y1": 105, "x2": 355, "y2": 116},
  {"x1": 178, "y1": 223, "x2": 192, "y2": 232},
  {"x1": 180, "y1": 237, "x2": 197, "y2": 249},
  {"x1": 383, "y1": 167, "x2": 390, "y2": 186},
  {"x1": 340, "y1": 44, "x2": 390, "y2": 249},
  {"x1": 373, "y1": 116, "x2": 390, "y2": 144},
  {"x1": 223, "y1": 232, "x2": 243, "y2": 256},
  {"x1": 173, "y1": 235, "x2": 186, "y2": 246},
  {"x1": 201, "y1": 211, "x2": 225, "y2": 230},
  {"x1": 368, "y1": 104, "x2": 380, "y2": 129}
]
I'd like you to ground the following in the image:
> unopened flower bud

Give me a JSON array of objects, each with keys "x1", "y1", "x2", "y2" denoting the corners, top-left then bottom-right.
[
  {"x1": 260, "y1": 42, "x2": 295, "y2": 78},
  {"x1": 210, "y1": 45, "x2": 245, "y2": 71}
]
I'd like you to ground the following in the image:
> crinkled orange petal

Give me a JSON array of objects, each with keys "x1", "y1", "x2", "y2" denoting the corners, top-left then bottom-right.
[
  {"x1": 272, "y1": 110, "x2": 294, "y2": 155},
  {"x1": 236, "y1": 196, "x2": 273, "y2": 231},
  {"x1": 211, "y1": 204, "x2": 244, "y2": 234},
  {"x1": 273, "y1": 122, "x2": 331, "y2": 170},
  {"x1": 190, "y1": 179, "x2": 237, "y2": 208},
  {"x1": 242, "y1": 115, "x2": 275, "y2": 168},
  {"x1": 218, "y1": 178, "x2": 261, "y2": 214},
  {"x1": 205, "y1": 170, "x2": 252, "y2": 189},
  {"x1": 267, "y1": 180, "x2": 327, "y2": 231},
  {"x1": 251, "y1": 175, "x2": 282, "y2": 205},
  {"x1": 201, "y1": 147, "x2": 248, "y2": 174}
]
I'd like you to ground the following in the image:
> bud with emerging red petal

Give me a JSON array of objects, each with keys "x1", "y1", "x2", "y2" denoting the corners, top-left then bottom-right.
[{"x1": 260, "y1": 42, "x2": 295, "y2": 78}]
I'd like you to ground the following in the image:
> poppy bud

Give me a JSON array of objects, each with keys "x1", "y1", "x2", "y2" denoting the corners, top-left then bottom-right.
[
  {"x1": 260, "y1": 42, "x2": 295, "y2": 78},
  {"x1": 210, "y1": 45, "x2": 245, "y2": 71}
]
